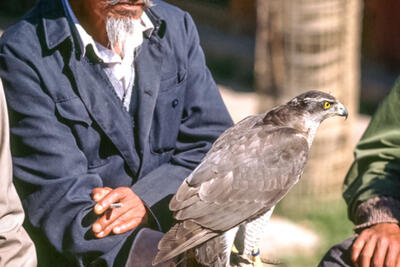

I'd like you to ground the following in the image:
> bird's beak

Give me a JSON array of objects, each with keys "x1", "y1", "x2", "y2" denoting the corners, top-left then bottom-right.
[{"x1": 335, "y1": 102, "x2": 348, "y2": 120}]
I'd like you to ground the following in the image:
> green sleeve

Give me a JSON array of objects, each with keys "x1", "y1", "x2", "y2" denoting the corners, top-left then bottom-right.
[{"x1": 343, "y1": 78, "x2": 400, "y2": 223}]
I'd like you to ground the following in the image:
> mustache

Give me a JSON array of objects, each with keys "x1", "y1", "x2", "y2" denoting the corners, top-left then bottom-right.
[{"x1": 107, "y1": 0, "x2": 154, "y2": 8}]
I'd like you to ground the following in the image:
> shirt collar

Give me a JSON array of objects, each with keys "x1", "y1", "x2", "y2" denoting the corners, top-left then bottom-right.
[{"x1": 61, "y1": 0, "x2": 154, "y2": 62}]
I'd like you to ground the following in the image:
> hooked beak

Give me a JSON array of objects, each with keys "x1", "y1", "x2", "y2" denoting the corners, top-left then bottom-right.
[{"x1": 335, "y1": 102, "x2": 348, "y2": 120}]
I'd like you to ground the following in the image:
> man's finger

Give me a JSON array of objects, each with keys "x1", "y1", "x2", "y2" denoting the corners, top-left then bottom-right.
[
  {"x1": 92, "y1": 205, "x2": 129, "y2": 233},
  {"x1": 93, "y1": 199, "x2": 145, "y2": 232},
  {"x1": 352, "y1": 233, "x2": 370, "y2": 265},
  {"x1": 92, "y1": 187, "x2": 112, "y2": 202},
  {"x1": 385, "y1": 240, "x2": 400, "y2": 267},
  {"x1": 112, "y1": 210, "x2": 145, "y2": 234},
  {"x1": 94, "y1": 187, "x2": 135, "y2": 214},
  {"x1": 94, "y1": 220, "x2": 114, "y2": 239},
  {"x1": 113, "y1": 217, "x2": 142, "y2": 234},
  {"x1": 360, "y1": 236, "x2": 378, "y2": 267},
  {"x1": 94, "y1": 210, "x2": 144, "y2": 238},
  {"x1": 94, "y1": 190, "x2": 124, "y2": 214},
  {"x1": 371, "y1": 237, "x2": 388, "y2": 267}
]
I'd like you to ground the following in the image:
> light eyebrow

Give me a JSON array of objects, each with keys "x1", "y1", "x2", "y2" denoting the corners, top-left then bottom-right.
[{"x1": 303, "y1": 97, "x2": 335, "y2": 102}]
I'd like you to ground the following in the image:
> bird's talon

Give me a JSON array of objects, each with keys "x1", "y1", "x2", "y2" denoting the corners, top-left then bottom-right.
[
  {"x1": 252, "y1": 255, "x2": 263, "y2": 267},
  {"x1": 231, "y1": 244, "x2": 239, "y2": 254}
]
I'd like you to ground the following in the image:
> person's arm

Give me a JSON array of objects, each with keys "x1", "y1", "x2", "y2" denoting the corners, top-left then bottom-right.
[
  {"x1": 0, "y1": 81, "x2": 37, "y2": 267},
  {"x1": 350, "y1": 197, "x2": 400, "y2": 267},
  {"x1": 353, "y1": 196, "x2": 400, "y2": 231},
  {"x1": 344, "y1": 79, "x2": 400, "y2": 222},
  {"x1": 0, "y1": 46, "x2": 140, "y2": 265},
  {"x1": 343, "y1": 79, "x2": 400, "y2": 267}
]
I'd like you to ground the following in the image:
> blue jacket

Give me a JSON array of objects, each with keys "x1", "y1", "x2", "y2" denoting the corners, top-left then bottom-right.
[{"x1": 0, "y1": 0, "x2": 233, "y2": 266}]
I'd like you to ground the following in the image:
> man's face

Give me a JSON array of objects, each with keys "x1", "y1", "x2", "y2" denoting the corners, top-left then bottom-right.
[
  {"x1": 107, "y1": 0, "x2": 149, "y2": 19},
  {"x1": 73, "y1": 0, "x2": 153, "y2": 55},
  {"x1": 88, "y1": 0, "x2": 149, "y2": 21}
]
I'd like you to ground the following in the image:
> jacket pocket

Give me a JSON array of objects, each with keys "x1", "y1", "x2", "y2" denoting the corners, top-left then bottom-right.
[
  {"x1": 55, "y1": 97, "x2": 92, "y2": 126},
  {"x1": 159, "y1": 69, "x2": 187, "y2": 92}
]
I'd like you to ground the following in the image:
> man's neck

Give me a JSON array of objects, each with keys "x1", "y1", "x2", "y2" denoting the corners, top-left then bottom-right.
[{"x1": 68, "y1": 0, "x2": 109, "y2": 48}]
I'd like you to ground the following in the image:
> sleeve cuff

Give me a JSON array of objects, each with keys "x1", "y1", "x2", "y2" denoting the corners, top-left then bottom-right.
[
  {"x1": 131, "y1": 163, "x2": 192, "y2": 232},
  {"x1": 354, "y1": 196, "x2": 400, "y2": 231}
]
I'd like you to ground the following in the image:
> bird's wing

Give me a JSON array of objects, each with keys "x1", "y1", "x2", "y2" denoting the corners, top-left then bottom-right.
[
  {"x1": 154, "y1": 116, "x2": 309, "y2": 265},
  {"x1": 170, "y1": 116, "x2": 309, "y2": 231}
]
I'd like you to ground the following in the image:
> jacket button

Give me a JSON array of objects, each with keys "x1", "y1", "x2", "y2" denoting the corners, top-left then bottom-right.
[{"x1": 172, "y1": 99, "x2": 179, "y2": 108}]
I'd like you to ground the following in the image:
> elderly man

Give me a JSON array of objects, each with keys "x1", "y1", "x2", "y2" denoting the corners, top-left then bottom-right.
[
  {"x1": 0, "y1": 0, "x2": 233, "y2": 266},
  {"x1": 0, "y1": 81, "x2": 36, "y2": 267}
]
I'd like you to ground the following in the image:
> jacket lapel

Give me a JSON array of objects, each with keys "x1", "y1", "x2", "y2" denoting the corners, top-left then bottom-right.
[
  {"x1": 44, "y1": 0, "x2": 164, "y2": 176},
  {"x1": 68, "y1": 58, "x2": 141, "y2": 176},
  {"x1": 135, "y1": 31, "x2": 164, "y2": 156},
  {"x1": 42, "y1": 0, "x2": 141, "y2": 175}
]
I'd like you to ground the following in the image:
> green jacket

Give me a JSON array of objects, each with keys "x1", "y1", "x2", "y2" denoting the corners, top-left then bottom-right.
[{"x1": 344, "y1": 79, "x2": 400, "y2": 224}]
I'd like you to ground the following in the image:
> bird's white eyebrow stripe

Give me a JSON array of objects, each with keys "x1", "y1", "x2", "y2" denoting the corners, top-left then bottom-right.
[{"x1": 303, "y1": 97, "x2": 335, "y2": 102}]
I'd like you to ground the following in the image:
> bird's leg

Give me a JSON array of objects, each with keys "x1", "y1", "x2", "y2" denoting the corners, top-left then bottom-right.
[{"x1": 251, "y1": 248, "x2": 263, "y2": 267}]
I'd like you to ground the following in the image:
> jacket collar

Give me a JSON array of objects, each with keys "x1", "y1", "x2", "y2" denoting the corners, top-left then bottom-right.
[{"x1": 40, "y1": 0, "x2": 72, "y2": 51}]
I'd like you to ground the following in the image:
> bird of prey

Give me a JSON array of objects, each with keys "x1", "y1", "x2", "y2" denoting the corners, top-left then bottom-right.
[{"x1": 152, "y1": 90, "x2": 348, "y2": 267}]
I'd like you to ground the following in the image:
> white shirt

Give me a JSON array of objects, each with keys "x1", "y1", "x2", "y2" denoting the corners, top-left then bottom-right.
[{"x1": 62, "y1": 0, "x2": 154, "y2": 111}]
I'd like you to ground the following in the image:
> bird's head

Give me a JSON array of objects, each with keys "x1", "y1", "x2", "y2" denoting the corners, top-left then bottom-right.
[{"x1": 287, "y1": 90, "x2": 348, "y2": 123}]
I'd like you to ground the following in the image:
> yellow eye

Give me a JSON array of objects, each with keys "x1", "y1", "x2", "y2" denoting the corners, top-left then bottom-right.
[{"x1": 324, "y1": 101, "x2": 331, "y2": 109}]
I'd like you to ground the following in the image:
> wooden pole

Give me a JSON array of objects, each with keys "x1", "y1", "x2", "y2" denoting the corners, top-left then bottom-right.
[{"x1": 254, "y1": 0, "x2": 363, "y2": 204}]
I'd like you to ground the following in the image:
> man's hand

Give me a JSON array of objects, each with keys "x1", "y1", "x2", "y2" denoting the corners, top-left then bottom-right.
[
  {"x1": 351, "y1": 223, "x2": 400, "y2": 267},
  {"x1": 91, "y1": 187, "x2": 147, "y2": 238}
]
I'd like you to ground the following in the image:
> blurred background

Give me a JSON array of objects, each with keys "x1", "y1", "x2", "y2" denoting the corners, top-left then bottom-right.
[{"x1": 1, "y1": 0, "x2": 399, "y2": 266}]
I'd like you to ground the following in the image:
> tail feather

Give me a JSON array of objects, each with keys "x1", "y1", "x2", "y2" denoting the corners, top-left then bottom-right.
[
  {"x1": 152, "y1": 221, "x2": 218, "y2": 266},
  {"x1": 194, "y1": 235, "x2": 230, "y2": 267}
]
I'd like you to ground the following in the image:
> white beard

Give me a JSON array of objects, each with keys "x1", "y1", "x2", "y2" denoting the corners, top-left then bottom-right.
[{"x1": 105, "y1": 17, "x2": 143, "y2": 58}]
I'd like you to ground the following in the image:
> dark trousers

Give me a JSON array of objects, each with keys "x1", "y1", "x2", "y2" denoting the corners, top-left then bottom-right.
[
  {"x1": 125, "y1": 228, "x2": 199, "y2": 267},
  {"x1": 318, "y1": 237, "x2": 356, "y2": 267},
  {"x1": 125, "y1": 228, "x2": 176, "y2": 267}
]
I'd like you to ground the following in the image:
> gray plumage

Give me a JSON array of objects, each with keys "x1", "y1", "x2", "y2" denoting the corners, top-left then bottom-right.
[{"x1": 153, "y1": 90, "x2": 348, "y2": 266}]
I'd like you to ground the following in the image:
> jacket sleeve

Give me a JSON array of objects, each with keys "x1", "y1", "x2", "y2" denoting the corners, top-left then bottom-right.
[
  {"x1": 131, "y1": 12, "x2": 233, "y2": 231},
  {"x1": 0, "y1": 80, "x2": 37, "y2": 267},
  {"x1": 352, "y1": 196, "x2": 400, "y2": 231},
  {"x1": 343, "y1": 79, "x2": 400, "y2": 227},
  {"x1": 0, "y1": 47, "x2": 140, "y2": 266}
]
